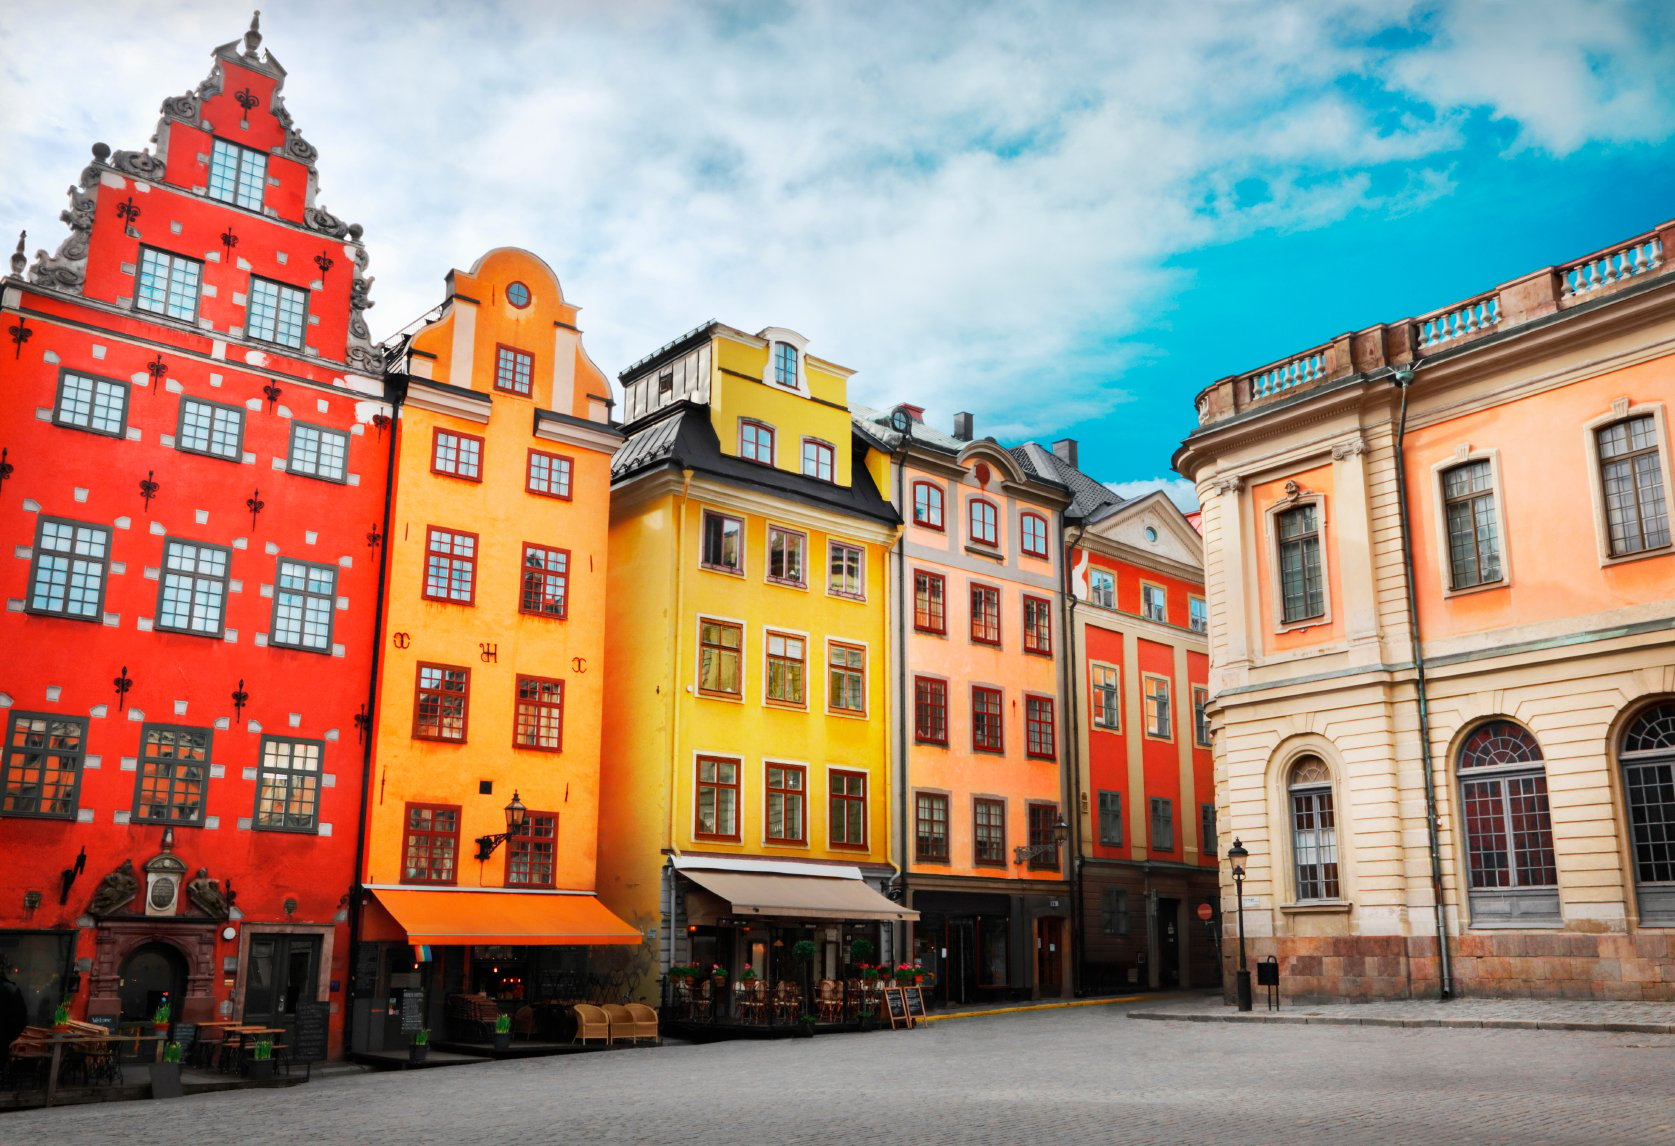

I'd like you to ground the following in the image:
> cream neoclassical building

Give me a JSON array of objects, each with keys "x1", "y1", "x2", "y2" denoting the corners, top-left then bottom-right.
[{"x1": 1175, "y1": 218, "x2": 1675, "y2": 1000}]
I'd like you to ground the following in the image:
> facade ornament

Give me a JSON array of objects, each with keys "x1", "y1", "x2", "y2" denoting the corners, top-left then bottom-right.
[
  {"x1": 160, "y1": 91, "x2": 200, "y2": 121},
  {"x1": 87, "y1": 859, "x2": 139, "y2": 916},
  {"x1": 1210, "y1": 475, "x2": 1243, "y2": 496},
  {"x1": 196, "y1": 62, "x2": 225, "y2": 102},
  {"x1": 9, "y1": 231, "x2": 24, "y2": 277},
  {"x1": 243, "y1": 10, "x2": 263, "y2": 57},
  {"x1": 1331, "y1": 437, "x2": 1370, "y2": 461},
  {"x1": 28, "y1": 181, "x2": 97, "y2": 293},
  {"x1": 1283, "y1": 479, "x2": 1302, "y2": 501},
  {"x1": 110, "y1": 148, "x2": 167, "y2": 181},
  {"x1": 187, "y1": 868, "x2": 230, "y2": 919},
  {"x1": 303, "y1": 205, "x2": 350, "y2": 238}
]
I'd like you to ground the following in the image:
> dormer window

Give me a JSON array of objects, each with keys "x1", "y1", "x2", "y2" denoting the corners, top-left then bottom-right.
[
  {"x1": 208, "y1": 139, "x2": 267, "y2": 211},
  {"x1": 773, "y1": 343, "x2": 799, "y2": 389},
  {"x1": 740, "y1": 420, "x2": 775, "y2": 465}
]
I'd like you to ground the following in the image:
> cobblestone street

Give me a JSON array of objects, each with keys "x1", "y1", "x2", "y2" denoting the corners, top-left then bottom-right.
[{"x1": 6, "y1": 1001, "x2": 1674, "y2": 1145}]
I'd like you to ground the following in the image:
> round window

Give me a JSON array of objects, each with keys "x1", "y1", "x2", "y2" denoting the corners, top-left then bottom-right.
[
  {"x1": 506, "y1": 281, "x2": 531, "y2": 309},
  {"x1": 1145, "y1": 526, "x2": 1158, "y2": 542}
]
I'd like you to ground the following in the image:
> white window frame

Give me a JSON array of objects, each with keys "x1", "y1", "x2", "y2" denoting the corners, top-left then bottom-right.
[
  {"x1": 1263, "y1": 486, "x2": 1333, "y2": 632},
  {"x1": 1088, "y1": 568, "x2": 1116, "y2": 609},
  {"x1": 1430, "y1": 447, "x2": 1512, "y2": 596},
  {"x1": 1583, "y1": 401, "x2": 1673, "y2": 566}
]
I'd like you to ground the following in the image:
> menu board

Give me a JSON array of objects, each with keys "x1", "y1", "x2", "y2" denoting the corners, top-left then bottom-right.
[
  {"x1": 884, "y1": 987, "x2": 910, "y2": 1029},
  {"x1": 399, "y1": 992, "x2": 425, "y2": 1034},
  {"x1": 902, "y1": 987, "x2": 927, "y2": 1020},
  {"x1": 170, "y1": 1023, "x2": 198, "y2": 1053},
  {"x1": 293, "y1": 1001, "x2": 330, "y2": 1064}
]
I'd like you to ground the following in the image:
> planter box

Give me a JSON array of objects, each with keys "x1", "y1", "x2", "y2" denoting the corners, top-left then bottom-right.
[
  {"x1": 150, "y1": 1062, "x2": 183, "y2": 1099},
  {"x1": 408, "y1": 1045, "x2": 429, "y2": 1065},
  {"x1": 247, "y1": 1059, "x2": 276, "y2": 1081},
  {"x1": 493, "y1": 1032, "x2": 512, "y2": 1052}
]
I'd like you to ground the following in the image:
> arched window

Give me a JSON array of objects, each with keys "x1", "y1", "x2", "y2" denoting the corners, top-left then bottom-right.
[
  {"x1": 1287, "y1": 757, "x2": 1339, "y2": 900},
  {"x1": 1621, "y1": 702, "x2": 1675, "y2": 925},
  {"x1": 912, "y1": 481, "x2": 944, "y2": 530},
  {"x1": 1457, "y1": 720, "x2": 1560, "y2": 927},
  {"x1": 1020, "y1": 512, "x2": 1048, "y2": 558},
  {"x1": 968, "y1": 499, "x2": 998, "y2": 547}
]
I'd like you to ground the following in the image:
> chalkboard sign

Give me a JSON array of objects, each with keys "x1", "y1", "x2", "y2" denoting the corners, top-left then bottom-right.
[
  {"x1": 170, "y1": 1023, "x2": 198, "y2": 1055},
  {"x1": 883, "y1": 986, "x2": 910, "y2": 1030},
  {"x1": 902, "y1": 987, "x2": 926, "y2": 1020},
  {"x1": 293, "y1": 1001, "x2": 330, "y2": 1064},
  {"x1": 399, "y1": 992, "x2": 425, "y2": 1034},
  {"x1": 85, "y1": 1014, "x2": 119, "y2": 1034}
]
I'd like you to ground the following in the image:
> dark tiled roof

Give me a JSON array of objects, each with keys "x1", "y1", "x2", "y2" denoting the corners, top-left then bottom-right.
[{"x1": 1009, "y1": 442, "x2": 1124, "y2": 522}]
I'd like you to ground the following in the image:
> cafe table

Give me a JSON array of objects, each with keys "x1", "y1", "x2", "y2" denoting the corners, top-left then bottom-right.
[
  {"x1": 43, "y1": 1032, "x2": 166, "y2": 1108},
  {"x1": 227, "y1": 1027, "x2": 286, "y2": 1075}
]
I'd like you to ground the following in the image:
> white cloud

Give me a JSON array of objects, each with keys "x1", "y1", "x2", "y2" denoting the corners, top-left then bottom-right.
[{"x1": 1104, "y1": 477, "x2": 1201, "y2": 513}]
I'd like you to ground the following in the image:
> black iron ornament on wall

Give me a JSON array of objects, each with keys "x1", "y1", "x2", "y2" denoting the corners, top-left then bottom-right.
[
  {"x1": 146, "y1": 355, "x2": 167, "y2": 394},
  {"x1": 314, "y1": 252, "x2": 334, "y2": 277},
  {"x1": 138, "y1": 469, "x2": 159, "y2": 511},
  {"x1": 231, "y1": 679, "x2": 249, "y2": 722},
  {"x1": 235, "y1": 88, "x2": 259, "y2": 114},
  {"x1": 366, "y1": 522, "x2": 383, "y2": 550},
  {"x1": 113, "y1": 666, "x2": 133, "y2": 707},
  {"x1": 0, "y1": 448, "x2": 13, "y2": 496},
  {"x1": 115, "y1": 197, "x2": 141, "y2": 224},
  {"x1": 7, "y1": 315, "x2": 30, "y2": 358},
  {"x1": 247, "y1": 488, "x2": 264, "y2": 530},
  {"x1": 354, "y1": 703, "x2": 370, "y2": 744},
  {"x1": 262, "y1": 383, "x2": 281, "y2": 411},
  {"x1": 221, "y1": 228, "x2": 239, "y2": 257}
]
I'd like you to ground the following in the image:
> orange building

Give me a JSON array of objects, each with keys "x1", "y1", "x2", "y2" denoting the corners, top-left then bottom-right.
[
  {"x1": 351, "y1": 249, "x2": 637, "y2": 1054},
  {"x1": 1177, "y1": 218, "x2": 1675, "y2": 1001}
]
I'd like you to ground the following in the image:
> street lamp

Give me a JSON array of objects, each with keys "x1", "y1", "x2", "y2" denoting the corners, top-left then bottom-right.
[
  {"x1": 1013, "y1": 814, "x2": 1071, "y2": 866},
  {"x1": 474, "y1": 791, "x2": 529, "y2": 861},
  {"x1": 1226, "y1": 837, "x2": 1252, "y2": 1011}
]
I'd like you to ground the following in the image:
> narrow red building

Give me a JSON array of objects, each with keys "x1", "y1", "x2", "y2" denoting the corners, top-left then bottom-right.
[{"x1": 0, "y1": 17, "x2": 388, "y2": 1059}]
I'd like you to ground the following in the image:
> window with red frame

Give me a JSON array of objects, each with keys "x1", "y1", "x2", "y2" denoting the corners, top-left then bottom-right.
[
  {"x1": 739, "y1": 420, "x2": 775, "y2": 464},
  {"x1": 765, "y1": 763, "x2": 806, "y2": 844},
  {"x1": 830, "y1": 770, "x2": 867, "y2": 848},
  {"x1": 912, "y1": 481, "x2": 944, "y2": 529},
  {"x1": 916, "y1": 792, "x2": 949, "y2": 862},
  {"x1": 413, "y1": 664, "x2": 469, "y2": 741},
  {"x1": 695, "y1": 756, "x2": 740, "y2": 840},
  {"x1": 970, "y1": 584, "x2": 1000, "y2": 645},
  {"x1": 431, "y1": 429, "x2": 483, "y2": 481},
  {"x1": 1020, "y1": 512, "x2": 1048, "y2": 557},
  {"x1": 424, "y1": 528, "x2": 477, "y2": 604},
  {"x1": 1026, "y1": 695, "x2": 1056, "y2": 759},
  {"x1": 974, "y1": 798, "x2": 1006, "y2": 866},
  {"x1": 526, "y1": 450, "x2": 573, "y2": 499},
  {"x1": 915, "y1": 676, "x2": 948, "y2": 744},
  {"x1": 402, "y1": 803, "x2": 460, "y2": 884},
  {"x1": 520, "y1": 544, "x2": 569, "y2": 618},
  {"x1": 968, "y1": 499, "x2": 998, "y2": 546},
  {"x1": 972, "y1": 686, "x2": 1003, "y2": 752},
  {"x1": 513, "y1": 676, "x2": 563, "y2": 751},
  {"x1": 495, "y1": 345, "x2": 534, "y2": 395},
  {"x1": 913, "y1": 570, "x2": 946, "y2": 633},
  {"x1": 1023, "y1": 595, "x2": 1052, "y2": 654},
  {"x1": 1027, "y1": 802, "x2": 1062, "y2": 871},
  {"x1": 802, "y1": 438, "x2": 835, "y2": 482},
  {"x1": 507, "y1": 813, "x2": 557, "y2": 887}
]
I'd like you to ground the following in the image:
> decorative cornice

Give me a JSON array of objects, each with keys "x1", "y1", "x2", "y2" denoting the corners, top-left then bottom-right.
[
  {"x1": 1331, "y1": 436, "x2": 1370, "y2": 460},
  {"x1": 1210, "y1": 475, "x2": 1243, "y2": 496}
]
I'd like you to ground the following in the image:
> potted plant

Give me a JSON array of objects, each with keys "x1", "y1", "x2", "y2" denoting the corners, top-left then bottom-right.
[
  {"x1": 856, "y1": 1007, "x2": 877, "y2": 1032},
  {"x1": 409, "y1": 1028, "x2": 430, "y2": 1065},
  {"x1": 52, "y1": 1002, "x2": 71, "y2": 1031},
  {"x1": 797, "y1": 1012, "x2": 818, "y2": 1038},
  {"x1": 710, "y1": 963, "x2": 727, "y2": 985},
  {"x1": 248, "y1": 1038, "x2": 275, "y2": 1080},
  {"x1": 153, "y1": 996, "x2": 172, "y2": 1029},
  {"x1": 151, "y1": 1040, "x2": 185, "y2": 1099},
  {"x1": 849, "y1": 937, "x2": 875, "y2": 966},
  {"x1": 738, "y1": 965, "x2": 759, "y2": 984},
  {"x1": 493, "y1": 1011, "x2": 512, "y2": 1052},
  {"x1": 858, "y1": 963, "x2": 880, "y2": 983},
  {"x1": 791, "y1": 940, "x2": 818, "y2": 965},
  {"x1": 894, "y1": 962, "x2": 918, "y2": 985}
]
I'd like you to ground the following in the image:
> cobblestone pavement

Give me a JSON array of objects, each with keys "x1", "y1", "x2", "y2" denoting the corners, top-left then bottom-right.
[
  {"x1": 1129, "y1": 993, "x2": 1675, "y2": 1030},
  {"x1": 5, "y1": 1002, "x2": 1674, "y2": 1145}
]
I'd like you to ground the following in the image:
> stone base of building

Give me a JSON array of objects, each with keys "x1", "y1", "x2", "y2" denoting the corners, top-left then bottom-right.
[{"x1": 1081, "y1": 861, "x2": 1221, "y2": 994}]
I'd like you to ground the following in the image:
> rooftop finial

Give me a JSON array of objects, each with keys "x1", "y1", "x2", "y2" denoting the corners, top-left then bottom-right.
[
  {"x1": 244, "y1": 10, "x2": 262, "y2": 56},
  {"x1": 9, "y1": 231, "x2": 25, "y2": 277}
]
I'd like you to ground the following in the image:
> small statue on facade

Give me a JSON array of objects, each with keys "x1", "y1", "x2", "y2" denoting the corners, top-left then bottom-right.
[
  {"x1": 87, "y1": 859, "x2": 138, "y2": 916},
  {"x1": 187, "y1": 869, "x2": 229, "y2": 919}
]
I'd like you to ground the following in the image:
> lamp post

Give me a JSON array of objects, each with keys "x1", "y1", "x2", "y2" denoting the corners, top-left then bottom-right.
[
  {"x1": 474, "y1": 791, "x2": 529, "y2": 861},
  {"x1": 1227, "y1": 838, "x2": 1252, "y2": 1011},
  {"x1": 1013, "y1": 814, "x2": 1071, "y2": 867}
]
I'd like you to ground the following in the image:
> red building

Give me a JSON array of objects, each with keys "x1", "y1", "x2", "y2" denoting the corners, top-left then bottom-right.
[{"x1": 0, "y1": 18, "x2": 389, "y2": 1058}]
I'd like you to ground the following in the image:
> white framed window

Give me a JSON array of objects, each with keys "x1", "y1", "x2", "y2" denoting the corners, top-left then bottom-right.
[
  {"x1": 828, "y1": 541, "x2": 864, "y2": 599},
  {"x1": 248, "y1": 277, "x2": 308, "y2": 349},
  {"x1": 208, "y1": 138, "x2": 268, "y2": 210},
  {"x1": 1141, "y1": 582, "x2": 1167, "y2": 623},
  {"x1": 1189, "y1": 595, "x2": 1208, "y2": 634},
  {"x1": 772, "y1": 342, "x2": 799, "y2": 389},
  {"x1": 1440, "y1": 457, "x2": 1505, "y2": 589},
  {"x1": 1089, "y1": 568, "x2": 1115, "y2": 609},
  {"x1": 1288, "y1": 757, "x2": 1340, "y2": 901}
]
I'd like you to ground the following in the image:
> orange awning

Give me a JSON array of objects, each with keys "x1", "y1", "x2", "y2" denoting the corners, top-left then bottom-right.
[{"x1": 367, "y1": 889, "x2": 642, "y2": 946}]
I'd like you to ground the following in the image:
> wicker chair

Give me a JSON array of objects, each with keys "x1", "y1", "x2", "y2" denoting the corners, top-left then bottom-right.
[
  {"x1": 571, "y1": 1003, "x2": 610, "y2": 1046},
  {"x1": 603, "y1": 1003, "x2": 658, "y2": 1046},
  {"x1": 625, "y1": 1003, "x2": 661, "y2": 1045}
]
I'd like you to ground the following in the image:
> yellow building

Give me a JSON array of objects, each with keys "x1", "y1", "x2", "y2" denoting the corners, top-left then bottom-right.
[
  {"x1": 599, "y1": 323, "x2": 914, "y2": 1010},
  {"x1": 351, "y1": 249, "x2": 638, "y2": 1054}
]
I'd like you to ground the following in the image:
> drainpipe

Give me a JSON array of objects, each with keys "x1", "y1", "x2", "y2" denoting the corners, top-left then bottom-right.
[
  {"x1": 1060, "y1": 525, "x2": 1087, "y2": 996},
  {"x1": 663, "y1": 467, "x2": 694, "y2": 975},
  {"x1": 891, "y1": 441, "x2": 911, "y2": 965},
  {"x1": 1392, "y1": 365, "x2": 1454, "y2": 1000}
]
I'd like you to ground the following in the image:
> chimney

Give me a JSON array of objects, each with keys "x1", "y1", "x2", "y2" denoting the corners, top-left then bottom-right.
[
  {"x1": 1052, "y1": 438, "x2": 1079, "y2": 469},
  {"x1": 953, "y1": 412, "x2": 974, "y2": 442}
]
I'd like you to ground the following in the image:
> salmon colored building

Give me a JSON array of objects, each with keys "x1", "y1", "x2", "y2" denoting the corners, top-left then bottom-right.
[
  {"x1": 0, "y1": 19, "x2": 389, "y2": 1058},
  {"x1": 352, "y1": 249, "x2": 636, "y2": 1054},
  {"x1": 1177, "y1": 217, "x2": 1675, "y2": 1001}
]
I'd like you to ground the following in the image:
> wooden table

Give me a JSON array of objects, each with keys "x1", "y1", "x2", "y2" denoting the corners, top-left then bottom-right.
[
  {"x1": 43, "y1": 1033, "x2": 166, "y2": 1108},
  {"x1": 227, "y1": 1027, "x2": 285, "y2": 1075}
]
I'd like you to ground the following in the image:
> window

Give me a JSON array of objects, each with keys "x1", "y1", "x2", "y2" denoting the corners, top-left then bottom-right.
[
  {"x1": 828, "y1": 542, "x2": 864, "y2": 598},
  {"x1": 1200, "y1": 803, "x2": 1217, "y2": 856},
  {"x1": 495, "y1": 345, "x2": 534, "y2": 395},
  {"x1": 1027, "y1": 803, "x2": 1061, "y2": 871},
  {"x1": 413, "y1": 663, "x2": 469, "y2": 742},
  {"x1": 1143, "y1": 675, "x2": 1172, "y2": 740},
  {"x1": 1597, "y1": 415, "x2": 1670, "y2": 556},
  {"x1": 1458, "y1": 721, "x2": 1559, "y2": 925},
  {"x1": 972, "y1": 686, "x2": 1003, "y2": 753},
  {"x1": 1100, "y1": 888, "x2": 1129, "y2": 936},
  {"x1": 765, "y1": 631, "x2": 806, "y2": 706},
  {"x1": 1190, "y1": 595, "x2": 1208, "y2": 634},
  {"x1": 1089, "y1": 568, "x2": 1116, "y2": 609},
  {"x1": 424, "y1": 528, "x2": 477, "y2": 604},
  {"x1": 974, "y1": 798, "x2": 1006, "y2": 866},
  {"x1": 830, "y1": 770, "x2": 867, "y2": 848},
  {"x1": 657, "y1": 370, "x2": 674, "y2": 401},
  {"x1": 914, "y1": 677, "x2": 948, "y2": 745},
  {"x1": 520, "y1": 544, "x2": 569, "y2": 618},
  {"x1": 432, "y1": 430, "x2": 484, "y2": 481},
  {"x1": 767, "y1": 526, "x2": 806, "y2": 586},
  {"x1": 177, "y1": 397, "x2": 243, "y2": 460},
  {"x1": 1, "y1": 712, "x2": 86, "y2": 819},
  {"x1": 1025, "y1": 696, "x2": 1055, "y2": 759},
  {"x1": 912, "y1": 482, "x2": 944, "y2": 529},
  {"x1": 698, "y1": 618, "x2": 743, "y2": 697},
  {"x1": 527, "y1": 450, "x2": 573, "y2": 499},
  {"x1": 157, "y1": 539, "x2": 230, "y2": 636},
  {"x1": 773, "y1": 342, "x2": 799, "y2": 388},
  {"x1": 136, "y1": 247, "x2": 202, "y2": 321},
  {"x1": 1277, "y1": 504, "x2": 1325, "y2": 623},
  {"x1": 1142, "y1": 583, "x2": 1167, "y2": 623},
  {"x1": 247, "y1": 277, "x2": 307, "y2": 349},
  {"x1": 207, "y1": 138, "x2": 266, "y2": 210},
  {"x1": 54, "y1": 371, "x2": 128, "y2": 437},
  {"x1": 802, "y1": 438, "x2": 835, "y2": 482},
  {"x1": 506, "y1": 281, "x2": 532, "y2": 309},
  {"x1": 508, "y1": 813, "x2": 557, "y2": 887},
  {"x1": 913, "y1": 570, "x2": 946, "y2": 633},
  {"x1": 272, "y1": 558, "x2": 335, "y2": 651},
  {"x1": 1289, "y1": 757, "x2": 1340, "y2": 900},
  {"x1": 27, "y1": 518, "x2": 110, "y2": 620},
  {"x1": 1091, "y1": 664, "x2": 1120, "y2": 730},
  {"x1": 1149, "y1": 797, "x2": 1174, "y2": 852},
  {"x1": 696, "y1": 756, "x2": 740, "y2": 840},
  {"x1": 1193, "y1": 686, "x2": 1211, "y2": 747},
  {"x1": 916, "y1": 793, "x2": 950, "y2": 862},
  {"x1": 287, "y1": 422, "x2": 348, "y2": 482},
  {"x1": 1620, "y1": 703, "x2": 1675, "y2": 924},
  {"x1": 700, "y1": 511, "x2": 744, "y2": 574},
  {"x1": 254, "y1": 737, "x2": 323, "y2": 832},
  {"x1": 828, "y1": 642, "x2": 866, "y2": 714},
  {"x1": 1097, "y1": 790, "x2": 1122, "y2": 847},
  {"x1": 513, "y1": 676, "x2": 564, "y2": 751},
  {"x1": 402, "y1": 803, "x2": 460, "y2": 884},
  {"x1": 739, "y1": 420, "x2": 775, "y2": 465},
  {"x1": 970, "y1": 584, "x2": 1001, "y2": 645},
  {"x1": 1023, "y1": 595, "x2": 1052, "y2": 655},
  {"x1": 968, "y1": 499, "x2": 998, "y2": 546},
  {"x1": 766, "y1": 764, "x2": 806, "y2": 845},
  {"x1": 1020, "y1": 512, "x2": 1048, "y2": 558},
  {"x1": 133, "y1": 724, "x2": 210, "y2": 825},
  {"x1": 1442, "y1": 459, "x2": 1503, "y2": 588}
]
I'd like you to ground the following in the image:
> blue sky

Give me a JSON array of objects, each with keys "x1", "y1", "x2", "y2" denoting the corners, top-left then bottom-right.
[{"x1": 4, "y1": 1, "x2": 1673, "y2": 507}]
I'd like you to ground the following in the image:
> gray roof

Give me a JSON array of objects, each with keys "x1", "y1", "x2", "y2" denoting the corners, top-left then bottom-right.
[
  {"x1": 1009, "y1": 442, "x2": 1125, "y2": 522},
  {"x1": 851, "y1": 405, "x2": 970, "y2": 454}
]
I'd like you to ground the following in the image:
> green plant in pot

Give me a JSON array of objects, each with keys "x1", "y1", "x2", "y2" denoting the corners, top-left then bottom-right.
[
  {"x1": 247, "y1": 1038, "x2": 276, "y2": 1080},
  {"x1": 493, "y1": 1011, "x2": 512, "y2": 1052},
  {"x1": 162, "y1": 1041, "x2": 183, "y2": 1063},
  {"x1": 797, "y1": 1012, "x2": 818, "y2": 1038},
  {"x1": 52, "y1": 1002, "x2": 70, "y2": 1029},
  {"x1": 857, "y1": 1007, "x2": 877, "y2": 1032},
  {"x1": 409, "y1": 1027, "x2": 430, "y2": 1064}
]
